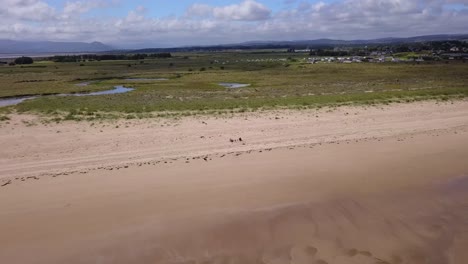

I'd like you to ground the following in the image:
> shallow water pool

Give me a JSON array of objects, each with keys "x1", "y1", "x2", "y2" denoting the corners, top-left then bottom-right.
[
  {"x1": 0, "y1": 85, "x2": 134, "y2": 107},
  {"x1": 219, "y1": 83, "x2": 250, "y2": 89}
]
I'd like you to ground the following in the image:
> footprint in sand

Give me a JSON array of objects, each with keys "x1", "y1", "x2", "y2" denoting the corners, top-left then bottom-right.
[
  {"x1": 262, "y1": 246, "x2": 292, "y2": 264},
  {"x1": 172, "y1": 261, "x2": 196, "y2": 264},
  {"x1": 391, "y1": 255, "x2": 403, "y2": 264},
  {"x1": 290, "y1": 245, "x2": 319, "y2": 263},
  {"x1": 314, "y1": 260, "x2": 328, "y2": 264},
  {"x1": 346, "y1": 248, "x2": 358, "y2": 257},
  {"x1": 202, "y1": 255, "x2": 263, "y2": 264},
  {"x1": 374, "y1": 259, "x2": 391, "y2": 264},
  {"x1": 262, "y1": 244, "x2": 329, "y2": 264},
  {"x1": 1, "y1": 180, "x2": 12, "y2": 187},
  {"x1": 336, "y1": 248, "x2": 394, "y2": 264},
  {"x1": 359, "y1": 251, "x2": 373, "y2": 257}
]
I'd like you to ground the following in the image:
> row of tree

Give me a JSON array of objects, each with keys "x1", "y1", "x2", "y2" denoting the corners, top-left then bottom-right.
[
  {"x1": 307, "y1": 40, "x2": 468, "y2": 57},
  {"x1": 356, "y1": 41, "x2": 468, "y2": 53},
  {"x1": 51, "y1": 53, "x2": 172, "y2": 62},
  {"x1": 309, "y1": 50, "x2": 351, "y2": 57},
  {"x1": 14, "y1": 56, "x2": 34, "y2": 64}
]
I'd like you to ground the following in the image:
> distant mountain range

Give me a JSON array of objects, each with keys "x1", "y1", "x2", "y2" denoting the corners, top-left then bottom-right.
[
  {"x1": 0, "y1": 34, "x2": 467, "y2": 55},
  {"x1": 0, "y1": 40, "x2": 113, "y2": 54},
  {"x1": 235, "y1": 34, "x2": 468, "y2": 47},
  {"x1": 131, "y1": 34, "x2": 468, "y2": 53}
]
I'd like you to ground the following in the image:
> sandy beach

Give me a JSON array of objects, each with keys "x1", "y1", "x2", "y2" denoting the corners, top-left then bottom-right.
[{"x1": 1, "y1": 101, "x2": 468, "y2": 264}]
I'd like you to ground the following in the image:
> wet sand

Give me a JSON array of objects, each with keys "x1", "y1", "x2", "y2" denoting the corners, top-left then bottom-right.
[{"x1": 1, "y1": 101, "x2": 468, "y2": 264}]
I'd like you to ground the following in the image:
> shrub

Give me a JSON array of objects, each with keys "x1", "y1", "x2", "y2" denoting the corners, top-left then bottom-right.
[{"x1": 14, "y1": 56, "x2": 33, "y2": 64}]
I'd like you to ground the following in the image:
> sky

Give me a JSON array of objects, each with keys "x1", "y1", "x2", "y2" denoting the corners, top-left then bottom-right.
[{"x1": 1, "y1": 0, "x2": 468, "y2": 48}]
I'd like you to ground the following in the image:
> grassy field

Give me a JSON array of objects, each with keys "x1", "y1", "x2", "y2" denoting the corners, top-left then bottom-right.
[{"x1": 1, "y1": 51, "x2": 467, "y2": 120}]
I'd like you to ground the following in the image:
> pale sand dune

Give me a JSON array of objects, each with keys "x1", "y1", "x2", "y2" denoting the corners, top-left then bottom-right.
[
  {"x1": 0, "y1": 101, "x2": 468, "y2": 264},
  {"x1": 1, "y1": 101, "x2": 468, "y2": 179}
]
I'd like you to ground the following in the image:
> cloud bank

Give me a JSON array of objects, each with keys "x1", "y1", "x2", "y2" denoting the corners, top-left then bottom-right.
[{"x1": 1, "y1": 0, "x2": 467, "y2": 48}]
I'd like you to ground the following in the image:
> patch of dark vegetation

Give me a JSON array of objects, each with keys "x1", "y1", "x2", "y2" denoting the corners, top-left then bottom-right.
[
  {"x1": 14, "y1": 56, "x2": 33, "y2": 65},
  {"x1": 51, "y1": 53, "x2": 172, "y2": 63},
  {"x1": 15, "y1": 79, "x2": 57, "y2": 83}
]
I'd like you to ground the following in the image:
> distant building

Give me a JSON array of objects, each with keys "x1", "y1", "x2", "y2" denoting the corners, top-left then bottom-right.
[
  {"x1": 441, "y1": 53, "x2": 468, "y2": 60},
  {"x1": 308, "y1": 58, "x2": 320, "y2": 64}
]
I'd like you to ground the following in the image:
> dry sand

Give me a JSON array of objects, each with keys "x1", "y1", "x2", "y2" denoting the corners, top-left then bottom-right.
[{"x1": 1, "y1": 101, "x2": 468, "y2": 264}]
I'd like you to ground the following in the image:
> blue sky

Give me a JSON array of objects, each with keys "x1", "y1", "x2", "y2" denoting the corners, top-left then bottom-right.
[
  {"x1": 45, "y1": 0, "x2": 300, "y2": 16},
  {"x1": 1, "y1": 0, "x2": 467, "y2": 48}
]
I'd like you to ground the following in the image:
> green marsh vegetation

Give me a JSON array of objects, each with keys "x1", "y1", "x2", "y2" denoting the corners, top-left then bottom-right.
[{"x1": 0, "y1": 51, "x2": 467, "y2": 120}]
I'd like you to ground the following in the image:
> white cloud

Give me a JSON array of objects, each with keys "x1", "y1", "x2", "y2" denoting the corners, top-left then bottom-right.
[
  {"x1": 446, "y1": 0, "x2": 468, "y2": 4},
  {"x1": 124, "y1": 5, "x2": 148, "y2": 23},
  {"x1": 62, "y1": 1, "x2": 111, "y2": 18},
  {"x1": 63, "y1": 1, "x2": 94, "y2": 15},
  {"x1": 186, "y1": 3, "x2": 213, "y2": 17},
  {"x1": 212, "y1": 0, "x2": 271, "y2": 21},
  {"x1": 1, "y1": 0, "x2": 56, "y2": 21},
  {"x1": 0, "y1": 0, "x2": 467, "y2": 48},
  {"x1": 186, "y1": 0, "x2": 271, "y2": 21}
]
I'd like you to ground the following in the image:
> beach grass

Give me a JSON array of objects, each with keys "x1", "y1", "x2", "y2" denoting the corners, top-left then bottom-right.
[{"x1": 1, "y1": 51, "x2": 467, "y2": 118}]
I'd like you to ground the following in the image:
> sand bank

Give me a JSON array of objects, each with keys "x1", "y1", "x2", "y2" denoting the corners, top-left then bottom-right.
[{"x1": 1, "y1": 101, "x2": 468, "y2": 263}]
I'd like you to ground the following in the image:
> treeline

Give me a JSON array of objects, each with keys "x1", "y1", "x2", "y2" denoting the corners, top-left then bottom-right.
[
  {"x1": 309, "y1": 50, "x2": 351, "y2": 56},
  {"x1": 14, "y1": 56, "x2": 34, "y2": 64},
  {"x1": 51, "y1": 53, "x2": 172, "y2": 62},
  {"x1": 361, "y1": 41, "x2": 468, "y2": 53},
  {"x1": 307, "y1": 40, "x2": 468, "y2": 57}
]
